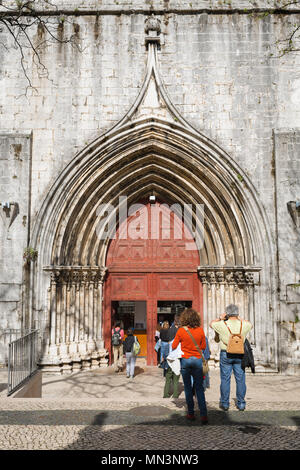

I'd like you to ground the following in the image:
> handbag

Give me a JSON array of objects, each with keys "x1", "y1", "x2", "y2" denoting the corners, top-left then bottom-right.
[
  {"x1": 183, "y1": 327, "x2": 209, "y2": 375},
  {"x1": 132, "y1": 336, "x2": 141, "y2": 356},
  {"x1": 154, "y1": 339, "x2": 161, "y2": 353}
]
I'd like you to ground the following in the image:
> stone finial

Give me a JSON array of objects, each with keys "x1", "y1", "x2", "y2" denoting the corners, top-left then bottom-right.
[
  {"x1": 145, "y1": 14, "x2": 161, "y2": 36},
  {"x1": 145, "y1": 14, "x2": 161, "y2": 48}
]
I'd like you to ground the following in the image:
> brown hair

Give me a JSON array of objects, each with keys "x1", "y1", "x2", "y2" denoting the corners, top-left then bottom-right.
[
  {"x1": 162, "y1": 321, "x2": 169, "y2": 329},
  {"x1": 180, "y1": 308, "x2": 201, "y2": 328}
]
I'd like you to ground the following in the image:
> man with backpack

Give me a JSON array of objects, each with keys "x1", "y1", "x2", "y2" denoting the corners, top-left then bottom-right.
[
  {"x1": 210, "y1": 304, "x2": 253, "y2": 412},
  {"x1": 111, "y1": 321, "x2": 124, "y2": 372}
]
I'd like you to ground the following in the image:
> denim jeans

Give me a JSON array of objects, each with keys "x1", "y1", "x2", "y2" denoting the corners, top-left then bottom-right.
[
  {"x1": 125, "y1": 352, "x2": 136, "y2": 378},
  {"x1": 181, "y1": 356, "x2": 207, "y2": 417},
  {"x1": 160, "y1": 341, "x2": 170, "y2": 371},
  {"x1": 219, "y1": 350, "x2": 246, "y2": 409}
]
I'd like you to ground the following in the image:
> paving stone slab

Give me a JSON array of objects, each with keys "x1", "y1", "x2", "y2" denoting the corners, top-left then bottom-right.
[
  {"x1": 0, "y1": 423, "x2": 299, "y2": 451},
  {"x1": 0, "y1": 408, "x2": 299, "y2": 427}
]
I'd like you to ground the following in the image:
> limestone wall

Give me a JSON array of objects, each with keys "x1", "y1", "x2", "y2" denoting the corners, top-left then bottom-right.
[{"x1": 0, "y1": 3, "x2": 299, "y2": 372}]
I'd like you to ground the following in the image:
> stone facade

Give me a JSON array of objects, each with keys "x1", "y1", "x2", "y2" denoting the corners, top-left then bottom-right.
[{"x1": 0, "y1": 1, "x2": 299, "y2": 373}]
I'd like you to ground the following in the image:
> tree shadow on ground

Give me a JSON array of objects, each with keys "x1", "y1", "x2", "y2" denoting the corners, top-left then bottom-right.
[
  {"x1": 41, "y1": 366, "x2": 183, "y2": 400},
  {"x1": 61, "y1": 408, "x2": 300, "y2": 450}
]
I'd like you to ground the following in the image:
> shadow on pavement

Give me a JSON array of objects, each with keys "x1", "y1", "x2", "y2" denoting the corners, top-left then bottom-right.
[
  {"x1": 41, "y1": 366, "x2": 177, "y2": 400},
  {"x1": 61, "y1": 408, "x2": 300, "y2": 450}
]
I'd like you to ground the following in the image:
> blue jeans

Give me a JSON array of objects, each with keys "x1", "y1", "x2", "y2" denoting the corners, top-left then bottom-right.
[
  {"x1": 219, "y1": 350, "x2": 246, "y2": 409},
  {"x1": 181, "y1": 357, "x2": 207, "y2": 417},
  {"x1": 125, "y1": 352, "x2": 136, "y2": 377},
  {"x1": 160, "y1": 341, "x2": 170, "y2": 371}
]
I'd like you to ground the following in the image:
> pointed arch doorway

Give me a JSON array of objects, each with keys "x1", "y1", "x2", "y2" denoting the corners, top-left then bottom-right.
[{"x1": 104, "y1": 200, "x2": 202, "y2": 365}]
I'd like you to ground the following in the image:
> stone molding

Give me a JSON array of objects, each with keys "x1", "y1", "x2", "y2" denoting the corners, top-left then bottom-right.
[
  {"x1": 44, "y1": 266, "x2": 107, "y2": 287},
  {"x1": 198, "y1": 266, "x2": 261, "y2": 287}
]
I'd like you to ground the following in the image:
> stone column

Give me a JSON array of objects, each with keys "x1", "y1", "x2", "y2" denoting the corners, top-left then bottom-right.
[
  {"x1": 41, "y1": 266, "x2": 109, "y2": 372},
  {"x1": 87, "y1": 270, "x2": 96, "y2": 354},
  {"x1": 38, "y1": 270, "x2": 62, "y2": 373},
  {"x1": 97, "y1": 268, "x2": 108, "y2": 367},
  {"x1": 60, "y1": 271, "x2": 72, "y2": 374},
  {"x1": 71, "y1": 271, "x2": 82, "y2": 371}
]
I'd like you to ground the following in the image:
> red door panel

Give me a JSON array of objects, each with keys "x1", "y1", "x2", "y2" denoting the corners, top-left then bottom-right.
[{"x1": 104, "y1": 201, "x2": 201, "y2": 365}]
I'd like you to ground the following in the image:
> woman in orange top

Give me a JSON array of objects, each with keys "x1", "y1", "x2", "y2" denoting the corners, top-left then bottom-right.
[{"x1": 172, "y1": 308, "x2": 208, "y2": 423}]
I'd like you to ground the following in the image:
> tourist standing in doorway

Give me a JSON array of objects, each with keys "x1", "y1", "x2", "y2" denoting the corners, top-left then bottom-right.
[
  {"x1": 210, "y1": 304, "x2": 253, "y2": 411},
  {"x1": 155, "y1": 323, "x2": 161, "y2": 364},
  {"x1": 160, "y1": 321, "x2": 170, "y2": 371},
  {"x1": 123, "y1": 328, "x2": 137, "y2": 379},
  {"x1": 172, "y1": 309, "x2": 208, "y2": 424},
  {"x1": 168, "y1": 314, "x2": 181, "y2": 341},
  {"x1": 111, "y1": 321, "x2": 124, "y2": 373}
]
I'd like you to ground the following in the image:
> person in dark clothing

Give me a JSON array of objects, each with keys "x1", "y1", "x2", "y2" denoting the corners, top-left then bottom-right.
[
  {"x1": 163, "y1": 314, "x2": 181, "y2": 399},
  {"x1": 159, "y1": 322, "x2": 170, "y2": 342},
  {"x1": 168, "y1": 314, "x2": 181, "y2": 341},
  {"x1": 155, "y1": 323, "x2": 161, "y2": 364},
  {"x1": 242, "y1": 339, "x2": 255, "y2": 373},
  {"x1": 160, "y1": 321, "x2": 170, "y2": 371},
  {"x1": 123, "y1": 328, "x2": 137, "y2": 379}
]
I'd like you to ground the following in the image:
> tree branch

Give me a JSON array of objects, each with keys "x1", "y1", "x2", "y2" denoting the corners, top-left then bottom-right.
[{"x1": 0, "y1": 1, "x2": 83, "y2": 93}]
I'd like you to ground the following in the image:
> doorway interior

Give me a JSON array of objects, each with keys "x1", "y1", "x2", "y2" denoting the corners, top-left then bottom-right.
[
  {"x1": 157, "y1": 300, "x2": 192, "y2": 326},
  {"x1": 112, "y1": 300, "x2": 147, "y2": 357},
  {"x1": 111, "y1": 299, "x2": 193, "y2": 359}
]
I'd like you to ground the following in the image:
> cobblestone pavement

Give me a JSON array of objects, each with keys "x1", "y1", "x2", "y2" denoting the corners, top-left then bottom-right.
[{"x1": 0, "y1": 367, "x2": 300, "y2": 451}]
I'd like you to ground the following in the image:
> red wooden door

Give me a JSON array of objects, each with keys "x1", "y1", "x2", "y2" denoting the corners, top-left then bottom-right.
[{"x1": 104, "y1": 201, "x2": 201, "y2": 365}]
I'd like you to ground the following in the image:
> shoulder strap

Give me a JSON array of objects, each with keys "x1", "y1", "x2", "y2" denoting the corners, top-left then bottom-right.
[
  {"x1": 183, "y1": 327, "x2": 204, "y2": 360},
  {"x1": 224, "y1": 321, "x2": 232, "y2": 334},
  {"x1": 224, "y1": 320, "x2": 243, "y2": 335}
]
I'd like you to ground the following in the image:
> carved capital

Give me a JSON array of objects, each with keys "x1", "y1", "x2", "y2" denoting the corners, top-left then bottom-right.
[
  {"x1": 198, "y1": 266, "x2": 261, "y2": 286},
  {"x1": 45, "y1": 266, "x2": 108, "y2": 286}
]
